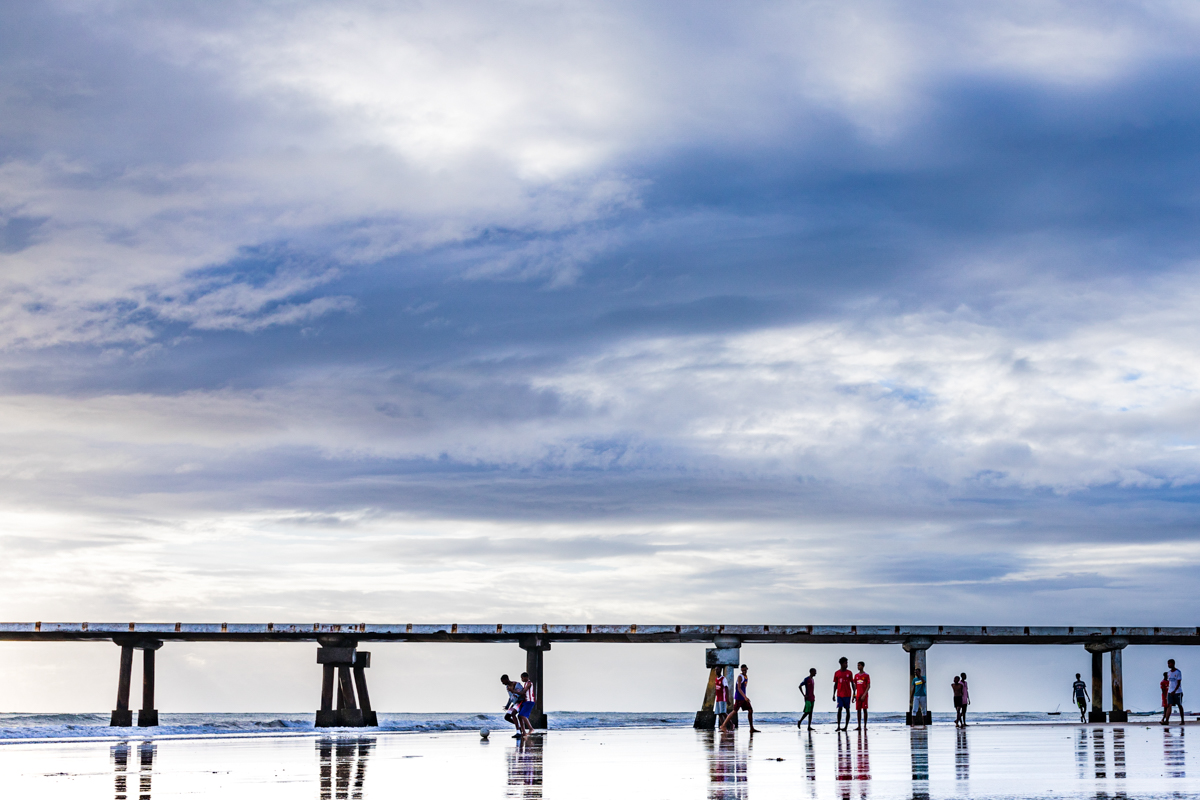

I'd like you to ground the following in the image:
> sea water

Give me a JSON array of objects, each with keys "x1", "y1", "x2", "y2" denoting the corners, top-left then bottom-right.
[{"x1": 1, "y1": 713, "x2": 1196, "y2": 798}]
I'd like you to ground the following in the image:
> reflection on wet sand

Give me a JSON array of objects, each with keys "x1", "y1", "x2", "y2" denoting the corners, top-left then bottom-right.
[
  {"x1": 954, "y1": 728, "x2": 968, "y2": 782},
  {"x1": 910, "y1": 728, "x2": 929, "y2": 800},
  {"x1": 1076, "y1": 728, "x2": 1088, "y2": 781},
  {"x1": 703, "y1": 730, "x2": 748, "y2": 800},
  {"x1": 317, "y1": 737, "x2": 374, "y2": 800},
  {"x1": 1113, "y1": 727, "x2": 1126, "y2": 780},
  {"x1": 506, "y1": 733, "x2": 544, "y2": 799},
  {"x1": 111, "y1": 741, "x2": 154, "y2": 800},
  {"x1": 1093, "y1": 727, "x2": 1106, "y2": 779},
  {"x1": 1163, "y1": 727, "x2": 1185, "y2": 779}
]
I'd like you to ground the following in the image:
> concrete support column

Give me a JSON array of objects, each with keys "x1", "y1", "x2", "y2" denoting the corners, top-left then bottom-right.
[
  {"x1": 1089, "y1": 649, "x2": 1106, "y2": 723},
  {"x1": 696, "y1": 636, "x2": 740, "y2": 729},
  {"x1": 692, "y1": 668, "x2": 719, "y2": 729},
  {"x1": 316, "y1": 640, "x2": 369, "y2": 727},
  {"x1": 353, "y1": 651, "x2": 378, "y2": 727},
  {"x1": 903, "y1": 638, "x2": 932, "y2": 726},
  {"x1": 137, "y1": 641, "x2": 163, "y2": 727},
  {"x1": 1110, "y1": 648, "x2": 1127, "y2": 723},
  {"x1": 520, "y1": 635, "x2": 551, "y2": 730},
  {"x1": 110, "y1": 644, "x2": 135, "y2": 727}
]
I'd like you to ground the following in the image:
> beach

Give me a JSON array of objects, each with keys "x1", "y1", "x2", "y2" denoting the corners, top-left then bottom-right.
[{"x1": 3, "y1": 716, "x2": 1196, "y2": 798}]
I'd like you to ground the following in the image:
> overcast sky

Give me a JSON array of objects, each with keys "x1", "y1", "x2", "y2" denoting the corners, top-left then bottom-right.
[{"x1": 2, "y1": 2, "x2": 1199, "y2": 713}]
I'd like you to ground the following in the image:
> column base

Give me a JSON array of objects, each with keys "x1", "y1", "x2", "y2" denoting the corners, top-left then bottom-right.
[
  {"x1": 1109, "y1": 710, "x2": 1128, "y2": 723},
  {"x1": 315, "y1": 710, "x2": 340, "y2": 727},
  {"x1": 905, "y1": 712, "x2": 912, "y2": 725},
  {"x1": 137, "y1": 710, "x2": 159, "y2": 727},
  {"x1": 693, "y1": 710, "x2": 716, "y2": 729},
  {"x1": 1088, "y1": 711, "x2": 1108, "y2": 723},
  {"x1": 529, "y1": 712, "x2": 547, "y2": 730},
  {"x1": 110, "y1": 710, "x2": 134, "y2": 727},
  {"x1": 363, "y1": 710, "x2": 378, "y2": 727},
  {"x1": 926, "y1": 712, "x2": 933, "y2": 725}
]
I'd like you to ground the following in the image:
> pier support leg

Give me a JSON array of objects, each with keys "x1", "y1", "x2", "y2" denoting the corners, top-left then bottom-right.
[
  {"x1": 1109, "y1": 647, "x2": 1127, "y2": 723},
  {"x1": 138, "y1": 645, "x2": 160, "y2": 727},
  {"x1": 353, "y1": 652, "x2": 378, "y2": 727},
  {"x1": 903, "y1": 638, "x2": 933, "y2": 726},
  {"x1": 692, "y1": 667, "x2": 718, "y2": 729},
  {"x1": 1089, "y1": 650, "x2": 1106, "y2": 723},
  {"x1": 111, "y1": 644, "x2": 135, "y2": 727},
  {"x1": 520, "y1": 636, "x2": 550, "y2": 729},
  {"x1": 316, "y1": 642, "x2": 371, "y2": 727}
]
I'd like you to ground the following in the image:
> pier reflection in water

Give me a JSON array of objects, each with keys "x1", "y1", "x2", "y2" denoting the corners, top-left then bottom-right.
[
  {"x1": 506, "y1": 733, "x2": 544, "y2": 799},
  {"x1": 111, "y1": 741, "x2": 155, "y2": 800},
  {"x1": 317, "y1": 737, "x2": 374, "y2": 800}
]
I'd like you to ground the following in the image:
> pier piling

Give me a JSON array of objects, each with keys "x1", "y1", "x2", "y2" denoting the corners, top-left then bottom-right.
[
  {"x1": 110, "y1": 643, "x2": 135, "y2": 727},
  {"x1": 316, "y1": 642, "x2": 373, "y2": 727},
  {"x1": 692, "y1": 667, "x2": 718, "y2": 729},
  {"x1": 1087, "y1": 647, "x2": 1106, "y2": 723},
  {"x1": 903, "y1": 638, "x2": 933, "y2": 726},
  {"x1": 520, "y1": 635, "x2": 550, "y2": 729},
  {"x1": 138, "y1": 641, "x2": 163, "y2": 727}
]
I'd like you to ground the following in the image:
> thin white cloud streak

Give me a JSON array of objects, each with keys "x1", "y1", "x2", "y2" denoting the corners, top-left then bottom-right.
[{"x1": 5, "y1": 2, "x2": 1200, "y2": 348}]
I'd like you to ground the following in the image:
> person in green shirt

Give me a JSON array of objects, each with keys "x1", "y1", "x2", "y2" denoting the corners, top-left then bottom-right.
[{"x1": 911, "y1": 668, "x2": 928, "y2": 726}]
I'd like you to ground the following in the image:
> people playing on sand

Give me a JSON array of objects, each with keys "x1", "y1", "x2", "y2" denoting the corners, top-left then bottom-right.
[
  {"x1": 960, "y1": 673, "x2": 970, "y2": 726},
  {"x1": 833, "y1": 657, "x2": 854, "y2": 731},
  {"x1": 854, "y1": 662, "x2": 871, "y2": 730},
  {"x1": 911, "y1": 668, "x2": 928, "y2": 726},
  {"x1": 501, "y1": 674, "x2": 523, "y2": 735},
  {"x1": 715, "y1": 669, "x2": 729, "y2": 726},
  {"x1": 1164, "y1": 660, "x2": 1184, "y2": 726},
  {"x1": 952, "y1": 676, "x2": 965, "y2": 727},
  {"x1": 721, "y1": 664, "x2": 761, "y2": 733},
  {"x1": 797, "y1": 668, "x2": 817, "y2": 730},
  {"x1": 1072, "y1": 673, "x2": 1089, "y2": 723},
  {"x1": 517, "y1": 671, "x2": 536, "y2": 735}
]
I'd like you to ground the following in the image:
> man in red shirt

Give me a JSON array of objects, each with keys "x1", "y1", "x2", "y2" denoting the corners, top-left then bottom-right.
[
  {"x1": 833, "y1": 657, "x2": 854, "y2": 731},
  {"x1": 853, "y1": 661, "x2": 871, "y2": 730}
]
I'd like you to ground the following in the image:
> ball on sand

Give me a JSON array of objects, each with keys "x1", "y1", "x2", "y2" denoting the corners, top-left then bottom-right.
[{"x1": 480, "y1": 728, "x2": 490, "y2": 740}]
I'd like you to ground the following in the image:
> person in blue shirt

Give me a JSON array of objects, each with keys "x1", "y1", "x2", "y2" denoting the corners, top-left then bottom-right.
[{"x1": 911, "y1": 668, "x2": 928, "y2": 726}]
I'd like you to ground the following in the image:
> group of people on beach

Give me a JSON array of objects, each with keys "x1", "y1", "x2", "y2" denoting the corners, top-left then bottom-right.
[
  {"x1": 1071, "y1": 659, "x2": 1185, "y2": 725},
  {"x1": 499, "y1": 672, "x2": 538, "y2": 737},
  {"x1": 788, "y1": 658, "x2": 969, "y2": 731}
]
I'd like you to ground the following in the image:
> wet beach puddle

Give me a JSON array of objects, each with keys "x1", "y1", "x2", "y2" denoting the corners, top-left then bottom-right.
[{"x1": 1, "y1": 723, "x2": 1196, "y2": 798}]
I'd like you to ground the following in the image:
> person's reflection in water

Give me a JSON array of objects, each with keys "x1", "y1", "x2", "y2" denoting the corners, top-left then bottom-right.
[
  {"x1": 1093, "y1": 728, "x2": 1106, "y2": 779},
  {"x1": 506, "y1": 732, "x2": 544, "y2": 799},
  {"x1": 802, "y1": 730, "x2": 816, "y2": 797},
  {"x1": 855, "y1": 729, "x2": 871, "y2": 799},
  {"x1": 704, "y1": 730, "x2": 748, "y2": 800},
  {"x1": 910, "y1": 727, "x2": 929, "y2": 800},
  {"x1": 1163, "y1": 727, "x2": 1185, "y2": 779},
  {"x1": 836, "y1": 731, "x2": 852, "y2": 800},
  {"x1": 1112, "y1": 727, "x2": 1126, "y2": 781},
  {"x1": 317, "y1": 737, "x2": 375, "y2": 800},
  {"x1": 954, "y1": 727, "x2": 969, "y2": 782},
  {"x1": 1075, "y1": 728, "x2": 1089, "y2": 781}
]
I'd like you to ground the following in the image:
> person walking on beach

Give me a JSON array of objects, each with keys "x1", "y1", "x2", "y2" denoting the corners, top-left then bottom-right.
[
  {"x1": 721, "y1": 664, "x2": 761, "y2": 733},
  {"x1": 797, "y1": 668, "x2": 817, "y2": 730},
  {"x1": 854, "y1": 662, "x2": 871, "y2": 730},
  {"x1": 952, "y1": 676, "x2": 965, "y2": 727},
  {"x1": 959, "y1": 673, "x2": 970, "y2": 726},
  {"x1": 1164, "y1": 659, "x2": 1184, "y2": 726},
  {"x1": 911, "y1": 668, "x2": 928, "y2": 726},
  {"x1": 1072, "y1": 673, "x2": 1089, "y2": 723},
  {"x1": 501, "y1": 674, "x2": 523, "y2": 735},
  {"x1": 714, "y1": 669, "x2": 730, "y2": 727},
  {"x1": 833, "y1": 657, "x2": 854, "y2": 731}
]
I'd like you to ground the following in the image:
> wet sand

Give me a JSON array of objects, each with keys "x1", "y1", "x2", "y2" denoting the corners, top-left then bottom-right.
[{"x1": 2, "y1": 721, "x2": 1195, "y2": 798}]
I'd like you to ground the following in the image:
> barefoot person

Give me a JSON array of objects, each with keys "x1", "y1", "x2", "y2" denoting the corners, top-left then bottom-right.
[
  {"x1": 501, "y1": 674, "x2": 523, "y2": 736},
  {"x1": 517, "y1": 671, "x2": 536, "y2": 736},
  {"x1": 952, "y1": 676, "x2": 965, "y2": 728},
  {"x1": 911, "y1": 668, "x2": 928, "y2": 727},
  {"x1": 1164, "y1": 660, "x2": 1185, "y2": 726},
  {"x1": 959, "y1": 673, "x2": 970, "y2": 726},
  {"x1": 1161, "y1": 672, "x2": 1171, "y2": 724},
  {"x1": 1072, "y1": 673, "x2": 1089, "y2": 723},
  {"x1": 797, "y1": 668, "x2": 817, "y2": 730},
  {"x1": 854, "y1": 662, "x2": 871, "y2": 730},
  {"x1": 720, "y1": 664, "x2": 761, "y2": 732},
  {"x1": 714, "y1": 669, "x2": 729, "y2": 728},
  {"x1": 833, "y1": 657, "x2": 854, "y2": 731}
]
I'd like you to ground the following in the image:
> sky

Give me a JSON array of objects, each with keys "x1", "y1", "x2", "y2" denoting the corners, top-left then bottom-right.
[{"x1": 1, "y1": 1, "x2": 1199, "y2": 714}]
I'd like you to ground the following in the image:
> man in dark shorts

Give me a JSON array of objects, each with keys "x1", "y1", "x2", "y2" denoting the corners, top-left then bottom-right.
[
  {"x1": 833, "y1": 657, "x2": 854, "y2": 732},
  {"x1": 1072, "y1": 673, "x2": 1089, "y2": 723},
  {"x1": 797, "y1": 668, "x2": 817, "y2": 730},
  {"x1": 959, "y1": 672, "x2": 970, "y2": 726},
  {"x1": 720, "y1": 664, "x2": 761, "y2": 733},
  {"x1": 853, "y1": 661, "x2": 871, "y2": 730},
  {"x1": 1165, "y1": 659, "x2": 1184, "y2": 726},
  {"x1": 952, "y1": 675, "x2": 965, "y2": 727}
]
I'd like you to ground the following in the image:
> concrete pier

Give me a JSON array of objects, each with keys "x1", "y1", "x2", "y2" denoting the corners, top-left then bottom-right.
[
  {"x1": 8, "y1": 622, "x2": 1194, "y2": 727},
  {"x1": 903, "y1": 638, "x2": 932, "y2": 726}
]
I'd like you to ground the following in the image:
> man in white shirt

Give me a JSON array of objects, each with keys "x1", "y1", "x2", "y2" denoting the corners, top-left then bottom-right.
[{"x1": 1164, "y1": 659, "x2": 1185, "y2": 726}]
